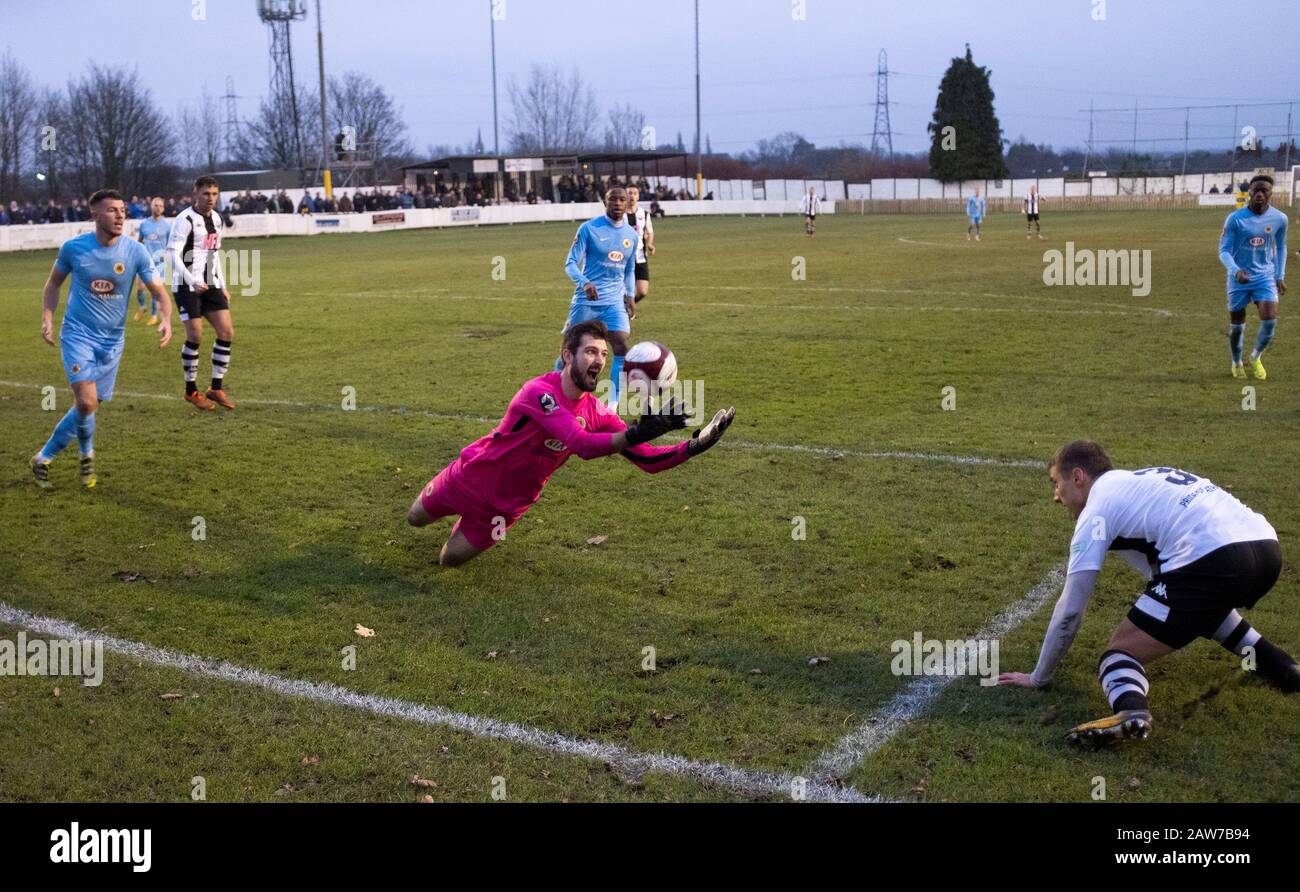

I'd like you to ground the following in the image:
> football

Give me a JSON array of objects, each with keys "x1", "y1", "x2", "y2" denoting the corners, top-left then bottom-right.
[{"x1": 623, "y1": 341, "x2": 677, "y2": 393}]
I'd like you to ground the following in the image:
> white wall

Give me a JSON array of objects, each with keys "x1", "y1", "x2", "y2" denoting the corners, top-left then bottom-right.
[{"x1": 0, "y1": 199, "x2": 834, "y2": 252}]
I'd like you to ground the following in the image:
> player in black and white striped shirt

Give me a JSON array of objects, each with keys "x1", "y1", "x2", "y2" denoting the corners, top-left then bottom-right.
[
  {"x1": 167, "y1": 176, "x2": 235, "y2": 411},
  {"x1": 625, "y1": 185, "x2": 655, "y2": 316},
  {"x1": 1023, "y1": 185, "x2": 1043, "y2": 240},
  {"x1": 800, "y1": 187, "x2": 821, "y2": 237}
]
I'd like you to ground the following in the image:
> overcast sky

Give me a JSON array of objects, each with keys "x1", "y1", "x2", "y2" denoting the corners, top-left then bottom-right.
[{"x1": 4, "y1": 0, "x2": 1297, "y2": 158}]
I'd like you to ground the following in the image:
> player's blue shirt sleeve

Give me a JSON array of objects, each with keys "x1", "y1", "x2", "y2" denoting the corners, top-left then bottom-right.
[
  {"x1": 131, "y1": 239, "x2": 160, "y2": 284},
  {"x1": 624, "y1": 235, "x2": 635, "y2": 297},
  {"x1": 1219, "y1": 212, "x2": 1241, "y2": 276},
  {"x1": 1276, "y1": 214, "x2": 1288, "y2": 281},
  {"x1": 565, "y1": 222, "x2": 590, "y2": 289},
  {"x1": 54, "y1": 239, "x2": 75, "y2": 275}
]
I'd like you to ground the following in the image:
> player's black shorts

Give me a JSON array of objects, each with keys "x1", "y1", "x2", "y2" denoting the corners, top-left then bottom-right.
[
  {"x1": 634, "y1": 261, "x2": 650, "y2": 282},
  {"x1": 805, "y1": 214, "x2": 816, "y2": 221},
  {"x1": 1026, "y1": 213, "x2": 1040, "y2": 222},
  {"x1": 174, "y1": 284, "x2": 230, "y2": 322},
  {"x1": 1127, "y1": 539, "x2": 1282, "y2": 649}
]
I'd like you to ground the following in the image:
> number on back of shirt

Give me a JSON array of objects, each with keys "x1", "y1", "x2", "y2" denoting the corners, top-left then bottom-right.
[{"x1": 1134, "y1": 467, "x2": 1199, "y2": 486}]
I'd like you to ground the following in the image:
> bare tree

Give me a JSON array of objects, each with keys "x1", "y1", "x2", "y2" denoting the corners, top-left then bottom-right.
[
  {"x1": 327, "y1": 71, "x2": 411, "y2": 182},
  {"x1": 174, "y1": 105, "x2": 204, "y2": 174},
  {"x1": 172, "y1": 88, "x2": 223, "y2": 174},
  {"x1": 0, "y1": 50, "x2": 38, "y2": 201},
  {"x1": 603, "y1": 103, "x2": 646, "y2": 152},
  {"x1": 61, "y1": 65, "x2": 172, "y2": 198},
  {"x1": 238, "y1": 83, "x2": 318, "y2": 172},
  {"x1": 506, "y1": 64, "x2": 598, "y2": 154},
  {"x1": 33, "y1": 88, "x2": 68, "y2": 202}
]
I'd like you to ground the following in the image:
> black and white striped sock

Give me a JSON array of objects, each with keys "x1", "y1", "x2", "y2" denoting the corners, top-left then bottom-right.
[
  {"x1": 1213, "y1": 610, "x2": 1300, "y2": 691},
  {"x1": 211, "y1": 339, "x2": 231, "y2": 390},
  {"x1": 182, "y1": 341, "x2": 200, "y2": 393},
  {"x1": 1099, "y1": 649, "x2": 1149, "y2": 713}
]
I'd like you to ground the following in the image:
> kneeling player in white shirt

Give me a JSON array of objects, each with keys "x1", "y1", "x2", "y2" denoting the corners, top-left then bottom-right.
[{"x1": 998, "y1": 440, "x2": 1299, "y2": 748}]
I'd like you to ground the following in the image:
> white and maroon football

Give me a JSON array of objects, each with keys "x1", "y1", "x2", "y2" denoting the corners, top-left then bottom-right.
[{"x1": 623, "y1": 341, "x2": 678, "y2": 392}]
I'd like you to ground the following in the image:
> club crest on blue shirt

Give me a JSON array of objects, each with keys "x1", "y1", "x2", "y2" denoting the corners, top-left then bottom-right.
[
  {"x1": 113, "y1": 261, "x2": 125, "y2": 275},
  {"x1": 623, "y1": 238, "x2": 631, "y2": 249},
  {"x1": 538, "y1": 392, "x2": 557, "y2": 414}
]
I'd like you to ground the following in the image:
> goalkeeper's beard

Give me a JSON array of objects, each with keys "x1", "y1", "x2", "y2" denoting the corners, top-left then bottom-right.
[{"x1": 569, "y1": 359, "x2": 601, "y2": 393}]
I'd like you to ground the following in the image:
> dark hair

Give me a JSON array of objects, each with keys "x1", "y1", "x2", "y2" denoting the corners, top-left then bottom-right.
[
  {"x1": 1049, "y1": 440, "x2": 1113, "y2": 479},
  {"x1": 194, "y1": 175, "x2": 219, "y2": 190},
  {"x1": 562, "y1": 320, "x2": 609, "y2": 358},
  {"x1": 1249, "y1": 174, "x2": 1274, "y2": 188},
  {"x1": 88, "y1": 189, "x2": 123, "y2": 206}
]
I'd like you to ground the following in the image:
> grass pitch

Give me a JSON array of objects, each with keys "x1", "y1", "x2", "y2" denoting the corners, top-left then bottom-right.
[{"x1": 0, "y1": 208, "x2": 1296, "y2": 802}]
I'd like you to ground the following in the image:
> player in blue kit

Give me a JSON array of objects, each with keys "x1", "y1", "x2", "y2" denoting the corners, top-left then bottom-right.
[
  {"x1": 31, "y1": 189, "x2": 174, "y2": 489},
  {"x1": 559, "y1": 185, "x2": 638, "y2": 407},
  {"x1": 965, "y1": 189, "x2": 985, "y2": 241},
  {"x1": 132, "y1": 197, "x2": 170, "y2": 327},
  {"x1": 1220, "y1": 174, "x2": 1288, "y2": 380}
]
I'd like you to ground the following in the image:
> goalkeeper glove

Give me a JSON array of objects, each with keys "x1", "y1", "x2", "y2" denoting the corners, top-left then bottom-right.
[
  {"x1": 687, "y1": 406, "x2": 736, "y2": 456},
  {"x1": 624, "y1": 398, "x2": 688, "y2": 446}
]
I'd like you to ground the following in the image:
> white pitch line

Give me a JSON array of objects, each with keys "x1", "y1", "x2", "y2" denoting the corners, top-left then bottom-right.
[
  {"x1": 807, "y1": 563, "x2": 1067, "y2": 782},
  {"x1": 0, "y1": 601, "x2": 879, "y2": 803},
  {"x1": 307, "y1": 287, "x2": 1176, "y2": 318},
  {"x1": 726, "y1": 439, "x2": 1041, "y2": 469},
  {"x1": 0, "y1": 380, "x2": 1043, "y2": 469}
]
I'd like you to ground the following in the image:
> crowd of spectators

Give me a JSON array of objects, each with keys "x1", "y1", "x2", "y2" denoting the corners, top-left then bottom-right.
[
  {"x1": 1, "y1": 193, "x2": 195, "y2": 225},
  {"x1": 552, "y1": 175, "x2": 690, "y2": 204},
  {"x1": 1, "y1": 174, "x2": 700, "y2": 226}
]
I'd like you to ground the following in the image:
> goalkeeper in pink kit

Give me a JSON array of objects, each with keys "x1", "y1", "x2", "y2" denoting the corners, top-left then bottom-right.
[{"x1": 407, "y1": 320, "x2": 736, "y2": 566}]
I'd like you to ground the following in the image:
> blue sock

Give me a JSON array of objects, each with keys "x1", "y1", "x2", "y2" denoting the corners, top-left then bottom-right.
[
  {"x1": 75, "y1": 410, "x2": 96, "y2": 456},
  {"x1": 134, "y1": 288, "x2": 147, "y2": 309},
  {"x1": 39, "y1": 407, "x2": 80, "y2": 460},
  {"x1": 149, "y1": 294, "x2": 158, "y2": 315},
  {"x1": 1229, "y1": 323, "x2": 1245, "y2": 364},
  {"x1": 608, "y1": 354, "x2": 624, "y2": 406},
  {"x1": 1253, "y1": 319, "x2": 1276, "y2": 358}
]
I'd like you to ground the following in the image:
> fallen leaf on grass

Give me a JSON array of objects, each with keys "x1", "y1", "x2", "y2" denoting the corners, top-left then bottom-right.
[
  {"x1": 53, "y1": 687, "x2": 60, "y2": 698},
  {"x1": 485, "y1": 651, "x2": 499, "y2": 660},
  {"x1": 807, "y1": 656, "x2": 831, "y2": 667},
  {"x1": 302, "y1": 755, "x2": 319, "y2": 765},
  {"x1": 354, "y1": 624, "x2": 375, "y2": 638},
  {"x1": 586, "y1": 535, "x2": 607, "y2": 546},
  {"x1": 411, "y1": 775, "x2": 439, "y2": 788},
  {"x1": 419, "y1": 794, "x2": 434, "y2": 803},
  {"x1": 159, "y1": 692, "x2": 184, "y2": 701}
]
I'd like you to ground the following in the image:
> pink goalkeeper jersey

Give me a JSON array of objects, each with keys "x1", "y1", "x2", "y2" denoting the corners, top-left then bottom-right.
[{"x1": 440, "y1": 371, "x2": 691, "y2": 516}]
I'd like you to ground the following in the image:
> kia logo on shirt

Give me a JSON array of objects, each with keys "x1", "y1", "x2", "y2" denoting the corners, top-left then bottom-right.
[
  {"x1": 1248, "y1": 236, "x2": 1266, "y2": 246},
  {"x1": 607, "y1": 251, "x2": 624, "y2": 261},
  {"x1": 543, "y1": 438, "x2": 567, "y2": 452},
  {"x1": 90, "y1": 278, "x2": 116, "y2": 295}
]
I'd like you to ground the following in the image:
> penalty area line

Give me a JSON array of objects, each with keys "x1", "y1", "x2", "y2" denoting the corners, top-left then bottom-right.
[
  {"x1": 0, "y1": 380, "x2": 1043, "y2": 469},
  {"x1": 807, "y1": 562, "x2": 1067, "y2": 783},
  {"x1": 0, "y1": 600, "x2": 881, "y2": 803}
]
